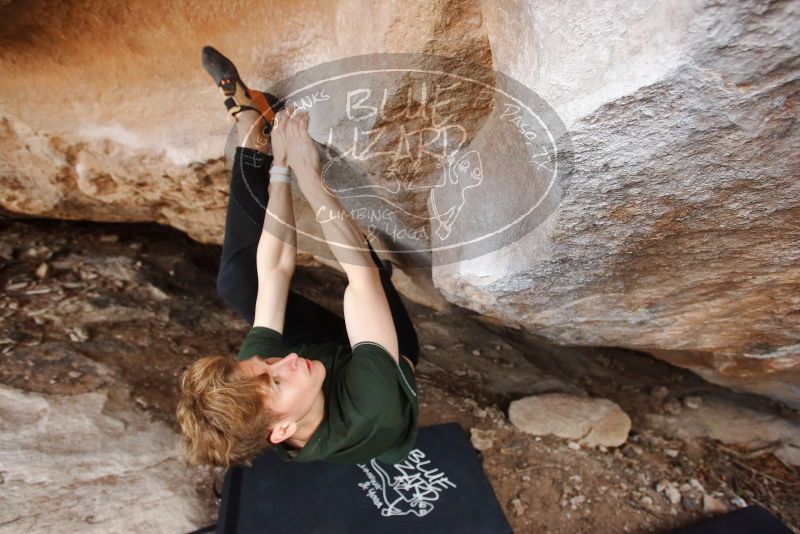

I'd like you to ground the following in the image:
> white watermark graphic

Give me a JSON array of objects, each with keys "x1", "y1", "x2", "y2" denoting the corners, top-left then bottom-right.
[
  {"x1": 356, "y1": 449, "x2": 458, "y2": 517},
  {"x1": 229, "y1": 53, "x2": 572, "y2": 267}
]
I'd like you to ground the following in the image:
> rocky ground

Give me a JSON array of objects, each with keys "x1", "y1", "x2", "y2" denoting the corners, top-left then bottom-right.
[{"x1": 0, "y1": 217, "x2": 798, "y2": 533}]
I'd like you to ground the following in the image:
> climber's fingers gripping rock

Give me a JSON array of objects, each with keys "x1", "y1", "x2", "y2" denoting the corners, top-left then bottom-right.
[{"x1": 284, "y1": 107, "x2": 320, "y2": 179}]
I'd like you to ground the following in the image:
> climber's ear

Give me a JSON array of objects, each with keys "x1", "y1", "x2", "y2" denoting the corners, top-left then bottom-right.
[{"x1": 268, "y1": 419, "x2": 297, "y2": 445}]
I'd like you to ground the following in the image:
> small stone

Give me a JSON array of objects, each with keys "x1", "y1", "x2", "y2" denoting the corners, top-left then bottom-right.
[
  {"x1": 703, "y1": 494, "x2": 729, "y2": 514},
  {"x1": 568, "y1": 442, "x2": 581, "y2": 451},
  {"x1": 663, "y1": 399, "x2": 683, "y2": 415},
  {"x1": 99, "y1": 234, "x2": 119, "y2": 243},
  {"x1": 640, "y1": 496, "x2": 654, "y2": 507},
  {"x1": 422, "y1": 344, "x2": 438, "y2": 351},
  {"x1": 599, "y1": 445, "x2": 608, "y2": 452},
  {"x1": 663, "y1": 448, "x2": 679, "y2": 458},
  {"x1": 68, "y1": 371, "x2": 82, "y2": 379},
  {"x1": 80, "y1": 270, "x2": 98, "y2": 281},
  {"x1": 689, "y1": 478, "x2": 705, "y2": 492},
  {"x1": 683, "y1": 396, "x2": 702, "y2": 409},
  {"x1": 665, "y1": 486, "x2": 681, "y2": 505},
  {"x1": 655, "y1": 479, "x2": 672, "y2": 493},
  {"x1": 35, "y1": 262, "x2": 49, "y2": 279},
  {"x1": 472, "y1": 349, "x2": 481, "y2": 356},
  {"x1": 534, "y1": 436, "x2": 542, "y2": 442},
  {"x1": 24, "y1": 288, "x2": 52, "y2": 295},
  {"x1": 681, "y1": 491, "x2": 703, "y2": 512},
  {"x1": 470, "y1": 428, "x2": 496, "y2": 451},
  {"x1": 730, "y1": 496, "x2": 748, "y2": 509},
  {"x1": 651, "y1": 386, "x2": 669, "y2": 400},
  {"x1": 472, "y1": 407, "x2": 487, "y2": 418},
  {"x1": 511, "y1": 498, "x2": 526, "y2": 517},
  {"x1": 68, "y1": 326, "x2": 90, "y2": 343},
  {"x1": 6, "y1": 281, "x2": 28, "y2": 291},
  {"x1": 25, "y1": 245, "x2": 51, "y2": 258},
  {"x1": 624, "y1": 444, "x2": 643, "y2": 457},
  {"x1": 569, "y1": 495, "x2": 586, "y2": 509},
  {"x1": 679, "y1": 483, "x2": 693, "y2": 493}
]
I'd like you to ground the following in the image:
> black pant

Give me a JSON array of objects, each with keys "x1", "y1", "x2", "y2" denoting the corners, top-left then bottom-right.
[{"x1": 217, "y1": 147, "x2": 420, "y2": 365}]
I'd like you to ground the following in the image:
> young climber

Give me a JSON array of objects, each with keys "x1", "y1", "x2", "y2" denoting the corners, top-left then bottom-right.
[{"x1": 176, "y1": 46, "x2": 421, "y2": 467}]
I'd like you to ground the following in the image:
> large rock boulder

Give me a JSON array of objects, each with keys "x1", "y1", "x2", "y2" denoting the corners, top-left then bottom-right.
[
  {"x1": 0, "y1": 0, "x2": 797, "y2": 405},
  {"x1": 435, "y1": 0, "x2": 800, "y2": 407},
  {"x1": 0, "y1": 385, "x2": 213, "y2": 532},
  {"x1": 643, "y1": 395, "x2": 800, "y2": 467},
  {"x1": 509, "y1": 393, "x2": 632, "y2": 447}
]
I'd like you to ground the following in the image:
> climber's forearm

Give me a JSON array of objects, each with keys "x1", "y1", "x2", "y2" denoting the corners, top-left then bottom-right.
[
  {"x1": 256, "y1": 181, "x2": 297, "y2": 275},
  {"x1": 293, "y1": 168, "x2": 376, "y2": 280}
]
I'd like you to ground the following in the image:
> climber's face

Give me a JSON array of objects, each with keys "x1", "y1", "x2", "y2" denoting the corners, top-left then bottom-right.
[{"x1": 237, "y1": 354, "x2": 325, "y2": 441}]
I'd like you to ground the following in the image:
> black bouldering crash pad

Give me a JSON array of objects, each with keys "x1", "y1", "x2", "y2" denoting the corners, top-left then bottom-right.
[
  {"x1": 215, "y1": 423, "x2": 511, "y2": 534},
  {"x1": 673, "y1": 504, "x2": 792, "y2": 534}
]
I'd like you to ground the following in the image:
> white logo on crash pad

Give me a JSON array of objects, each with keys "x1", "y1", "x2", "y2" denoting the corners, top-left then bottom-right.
[{"x1": 357, "y1": 449, "x2": 457, "y2": 517}]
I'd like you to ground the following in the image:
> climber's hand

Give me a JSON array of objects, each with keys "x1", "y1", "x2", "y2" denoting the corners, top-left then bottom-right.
[{"x1": 283, "y1": 106, "x2": 321, "y2": 179}]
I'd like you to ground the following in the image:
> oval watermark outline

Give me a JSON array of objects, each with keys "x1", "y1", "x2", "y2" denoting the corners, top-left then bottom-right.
[{"x1": 232, "y1": 53, "x2": 570, "y2": 263}]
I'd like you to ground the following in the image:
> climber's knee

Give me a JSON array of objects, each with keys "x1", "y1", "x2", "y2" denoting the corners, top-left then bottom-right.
[
  {"x1": 216, "y1": 269, "x2": 231, "y2": 304},
  {"x1": 216, "y1": 266, "x2": 255, "y2": 324}
]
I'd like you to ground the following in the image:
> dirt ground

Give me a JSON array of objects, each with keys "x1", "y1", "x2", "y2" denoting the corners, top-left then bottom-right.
[{"x1": 1, "y1": 216, "x2": 798, "y2": 533}]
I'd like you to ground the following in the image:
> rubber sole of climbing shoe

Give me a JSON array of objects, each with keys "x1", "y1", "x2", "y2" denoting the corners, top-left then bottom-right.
[{"x1": 201, "y1": 45, "x2": 281, "y2": 128}]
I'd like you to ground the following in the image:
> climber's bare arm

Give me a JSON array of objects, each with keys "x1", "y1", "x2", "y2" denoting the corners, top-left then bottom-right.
[
  {"x1": 282, "y1": 109, "x2": 399, "y2": 363},
  {"x1": 252, "y1": 113, "x2": 296, "y2": 334},
  {"x1": 341, "y1": 271, "x2": 400, "y2": 364}
]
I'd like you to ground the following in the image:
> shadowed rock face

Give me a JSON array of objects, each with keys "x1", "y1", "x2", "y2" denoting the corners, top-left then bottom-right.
[{"x1": 0, "y1": 1, "x2": 798, "y2": 405}]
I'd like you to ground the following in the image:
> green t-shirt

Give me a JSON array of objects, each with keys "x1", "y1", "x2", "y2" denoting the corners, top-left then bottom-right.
[{"x1": 236, "y1": 326, "x2": 418, "y2": 465}]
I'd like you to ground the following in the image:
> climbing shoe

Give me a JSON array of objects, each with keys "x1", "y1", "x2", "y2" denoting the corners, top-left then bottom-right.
[{"x1": 201, "y1": 45, "x2": 279, "y2": 129}]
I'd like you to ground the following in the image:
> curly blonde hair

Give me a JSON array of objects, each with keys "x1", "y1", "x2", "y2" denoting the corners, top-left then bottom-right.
[{"x1": 176, "y1": 356, "x2": 275, "y2": 467}]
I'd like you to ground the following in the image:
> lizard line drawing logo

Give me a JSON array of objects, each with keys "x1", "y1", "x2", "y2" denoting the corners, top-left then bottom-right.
[{"x1": 356, "y1": 449, "x2": 458, "y2": 517}]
